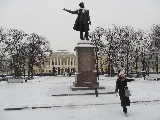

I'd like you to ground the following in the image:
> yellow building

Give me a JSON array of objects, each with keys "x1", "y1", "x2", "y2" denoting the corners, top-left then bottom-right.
[
  {"x1": 34, "y1": 51, "x2": 76, "y2": 75},
  {"x1": 97, "y1": 55, "x2": 108, "y2": 74}
]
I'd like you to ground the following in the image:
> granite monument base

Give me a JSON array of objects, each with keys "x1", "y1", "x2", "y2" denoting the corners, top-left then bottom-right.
[{"x1": 71, "y1": 40, "x2": 104, "y2": 91}]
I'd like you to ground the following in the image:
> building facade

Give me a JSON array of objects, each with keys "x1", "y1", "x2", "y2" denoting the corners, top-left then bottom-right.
[
  {"x1": 29, "y1": 51, "x2": 160, "y2": 76},
  {"x1": 34, "y1": 51, "x2": 76, "y2": 75}
]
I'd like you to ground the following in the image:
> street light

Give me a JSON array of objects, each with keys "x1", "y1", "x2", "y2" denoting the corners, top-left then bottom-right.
[
  {"x1": 150, "y1": 47, "x2": 158, "y2": 73},
  {"x1": 135, "y1": 38, "x2": 141, "y2": 77},
  {"x1": 156, "y1": 51, "x2": 159, "y2": 74},
  {"x1": 154, "y1": 50, "x2": 159, "y2": 74}
]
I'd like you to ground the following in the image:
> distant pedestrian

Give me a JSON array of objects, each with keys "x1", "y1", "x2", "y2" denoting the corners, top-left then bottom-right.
[
  {"x1": 68, "y1": 72, "x2": 72, "y2": 77},
  {"x1": 115, "y1": 71, "x2": 134, "y2": 115},
  {"x1": 142, "y1": 70, "x2": 146, "y2": 80}
]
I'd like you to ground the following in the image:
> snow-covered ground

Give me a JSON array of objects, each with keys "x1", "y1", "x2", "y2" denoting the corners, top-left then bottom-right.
[{"x1": 0, "y1": 75, "x2": 160, "y2": 120}]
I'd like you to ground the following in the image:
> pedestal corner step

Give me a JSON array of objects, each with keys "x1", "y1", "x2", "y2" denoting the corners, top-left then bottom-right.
[{"x1": 70, "y1": 85, "x2": 105, "y2": 91}]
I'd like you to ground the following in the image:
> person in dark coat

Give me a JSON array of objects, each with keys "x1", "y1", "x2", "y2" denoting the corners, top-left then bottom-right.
[
  {"x1": 63, "y1": 2, "x2": 91, "y2": 40},
  {"x1": 142, "y1": 69, "x2": 146, "y2": 80},
  {"x1": 115, "y1": 71, "x2": 134, "y2": 114}
]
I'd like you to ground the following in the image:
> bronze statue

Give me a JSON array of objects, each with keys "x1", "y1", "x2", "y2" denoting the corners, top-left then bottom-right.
[{"x1": 63, "y1": 2, "x2": 91, "y2": 40}]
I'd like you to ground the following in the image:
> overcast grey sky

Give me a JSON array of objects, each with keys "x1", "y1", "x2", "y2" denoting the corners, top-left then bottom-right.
[{"x1": 0, "y1": 0, "x2": 160, "y2": 52}]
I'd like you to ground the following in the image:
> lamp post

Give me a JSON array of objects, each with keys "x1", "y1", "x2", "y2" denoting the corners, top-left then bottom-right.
[
  {"x1": 107, "y1": 45, "x2": 113, "y2": 77},
  {"x1": 102, "y1": 44, "x2": 110, "y2": 76},
  {"x1": 107, "y1": 35, "x2": 113, "y2": 77},
  {"x1": 108, "y1": 52, "x2": 111, "y2": 76},
  {"x1": 145, "y1": 50, "x2": 150, "y2": 76},
  {"x1": 156, "y1": 51, "x2": 159, "y2": 74},
  {"x1": 0, "y1": 56, "x2": 3, "y2": 75},
  {"x1": 126, "y1": 45, "x2": 129, "y2": 76},
  {"x1": 141, "y1": 48, "x2": 145, "y2": 71},
  {"x1": 135, "y1": 47, "x2": 138, "y2": 75},
  {"x1": 151, "y1": 47, "x2": 158, "y2": 73},
  {"x1": 95, "y1": 39, "x2": 99, "y2": 80},
  {"x1": 135, "y1": 38, "x2": 141, "y2": 77}
]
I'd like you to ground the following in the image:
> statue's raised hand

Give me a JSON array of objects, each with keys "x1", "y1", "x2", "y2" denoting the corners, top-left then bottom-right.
[{"x1": 63, "y1": 8, "x2": 67, "y2": 11}]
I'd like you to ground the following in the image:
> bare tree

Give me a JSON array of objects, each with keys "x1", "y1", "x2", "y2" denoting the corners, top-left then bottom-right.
[
  {"x1": 2, "y1": 29, "x2": 28, "y2": 77},
  {"x1": 0, "y1": 28, "x2": 7, "y2": 74},
  {"x1": 102, "y1": 26, "x2": 138, "y2": 76},
  {"x1": 89, "y1": 25, "x2": 152, "y2": 77},
  {"x1": 26, "y1": 33, "x2": 51, "y2": 78},
  {"x1": 1, "y1": 28, "x2": 51, "y2": 78}
]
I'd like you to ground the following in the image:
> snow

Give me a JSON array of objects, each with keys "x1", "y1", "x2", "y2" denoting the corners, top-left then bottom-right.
[
  {"x1": 75, "y1": 40, "x2": 95, "y2": 48},
  {"x1": 0, "y1": 75, "x2": 160, "y2": 120}
]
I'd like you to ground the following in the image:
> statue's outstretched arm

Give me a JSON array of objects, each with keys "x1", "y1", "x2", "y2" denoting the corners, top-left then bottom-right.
[{"x1": 63, "y1": 8, "x2": 78, "y2": 14}]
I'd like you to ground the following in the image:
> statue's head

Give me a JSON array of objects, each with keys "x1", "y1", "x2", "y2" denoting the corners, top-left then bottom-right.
[{"x1": 79, "y1": 2, "x2": 84, "y2": 8}]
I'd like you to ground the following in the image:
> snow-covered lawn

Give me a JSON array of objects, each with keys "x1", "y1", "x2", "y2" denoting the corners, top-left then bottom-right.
[{"x1": 0, "y1": 76, "x2": 160, "y2": 120}]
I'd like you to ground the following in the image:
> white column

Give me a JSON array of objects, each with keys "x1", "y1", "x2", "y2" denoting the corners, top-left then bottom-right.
[
  {"x1": 60, "y1": 58, "x2": 62, "y2": 66},
  {"x1": 73, "y1": 58, "x2": 74, "y2": 66},
  {"x1": 67, "y1": 58, "x2": 68, "y2": 66}
]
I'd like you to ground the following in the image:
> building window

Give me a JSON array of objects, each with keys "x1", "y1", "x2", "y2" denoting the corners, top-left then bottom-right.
[{"x1": 52, "y1": 61, "x2": 54, "y2": 65}]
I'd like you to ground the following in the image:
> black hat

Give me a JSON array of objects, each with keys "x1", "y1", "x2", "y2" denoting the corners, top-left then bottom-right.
[{"x1": 79, "y1": 2, "x2": 84, "y2": 8}]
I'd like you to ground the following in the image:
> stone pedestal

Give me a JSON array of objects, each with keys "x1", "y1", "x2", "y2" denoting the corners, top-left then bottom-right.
[{"x1": 71, "y1": 40, "x2": 99, "y2": 90}]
